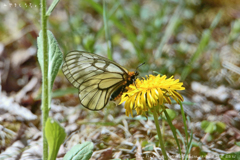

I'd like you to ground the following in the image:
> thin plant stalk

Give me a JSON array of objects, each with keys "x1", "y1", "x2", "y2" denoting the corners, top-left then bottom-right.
[
  {"x1": 152, "y1": 106, "x2": 168, "y2": 160},
  {"x1": 161, "y1": 117, "x2": 165, "y2": 140},
  {"x1": 179, "y1": 100, "x2": 188, "y2": 146},
  {"x1": 103, "y1": 0, "x2": 112, "y2": 60},
  {"x1": 41, "y1": 0, "x2": 49, "y2": 159},
  {"x1": 163, "y1": 108, "x2": 182, "y2": 160}
]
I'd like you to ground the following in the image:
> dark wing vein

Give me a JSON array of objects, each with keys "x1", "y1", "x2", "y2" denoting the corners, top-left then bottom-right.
[{"x1": 62, "y1": 51, "x2": 128, "y2": 110}]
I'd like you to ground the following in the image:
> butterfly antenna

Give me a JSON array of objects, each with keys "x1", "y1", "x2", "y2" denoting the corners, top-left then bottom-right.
[{"x1": 136, "y1": 62, "x2": 145, "y2": 70}]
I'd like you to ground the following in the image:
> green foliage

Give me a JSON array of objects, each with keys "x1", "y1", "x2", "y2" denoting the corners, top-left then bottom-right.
[
  {"x1": 141, "y1": 140, "x2": 149, "y2": 147},
  {"x1": 209, "y1": 11, "x2": 222, "y2": 30},
  {"x1": 143, "y1": 144, "x2": 154, "y2": 151},
  {"x1": 63, "y1": 142, "x2": 94, "y2": 160},
  {"x1": 163, "y1": 109, "x2": 182, "y2": 159},
  {"x1": 181, "y1": 29, "x2": 210, "y2": 81},
  {"x1": 38, "y1": 1, "x2": 63, "y2": 159},
  {"x1": 37, "y1": 31, "x2": 44, "y2": 71},
  {"x1": 236, "y1": 142, "x2": 240, "y2": 147},
  {"x1": 201, "y1": 120, "x2": 226, "y2": 134},
  {"x1": 103, "y1": 0, "x2": 113, "y2": 60},
  {"x1": 37, "y1": 31, "x2": 62, "y2": 92},
  {"x1": 46, "y1": 0, "x2": 60, "y2": 17},
  {"x1": 82, "y1": 34, "x2": 95, "y2": 53},
  {"x1": 181, "y1": 11, "x2": 222, "y2": 81},
  {"x1": 228, "y1": 19, "x2": 240, "y2": 43},
  {"x1": 163, "y1": 101, "x2": 193, "y2": 160},
  {"x1": 155, "y1": 4, "x2": 183, "y2": 59},
  {"x1": 45, "y1": 118, "x2": 66, "y2": 160},
  {"x1": 37, "y1": 30, "x2": 63, "y2": 91},
  {"x1": 163, "y1": 109, "x2": 177, "y2": 121},
  {"x1": 221, "y1": 152, "x2": 240, "y2": 160}
]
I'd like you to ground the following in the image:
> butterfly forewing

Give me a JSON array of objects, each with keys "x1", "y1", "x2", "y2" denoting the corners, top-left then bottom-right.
[{"x1": 62, "y1": 51, "x2": 129, "y2": 110}]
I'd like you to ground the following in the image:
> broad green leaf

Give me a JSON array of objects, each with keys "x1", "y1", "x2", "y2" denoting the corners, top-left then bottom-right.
[
  {"x1": 63, "y1": 142, "x2": 94, "y2": 160},
  {"x1": 46, "y1": 0, "x2": 60, "y2": 17},
  {"x1": 45, "y1": 118, "x2": 66, "y2": 160},
  {"x1": 47, "y1": 30, "x2": 63, "y2": 89},
  {"x1": 37, "y1": 30, "x2": 63, "y2": 91},
  {"x1": 141, "y1": 140, "x2": 149, "y2": 147},
  {"x1": 216, "y1": 122, "x2": 226, "y2": 133},
  {"x1": 221, "y1": 152, "x2": 240, "y2": 160},
  {"x1": 201, "y1": 120, "x2": 210, "y2": 130},
  {"x1": 201, "y1": 121, "x2": 226, "y2": 134},
  {"x1": 201, "y1": 121, "x2": 215, "y2": 134}
]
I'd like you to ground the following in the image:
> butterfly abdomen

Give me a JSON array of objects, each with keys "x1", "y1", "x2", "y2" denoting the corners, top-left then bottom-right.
[
  {"x1": 110, "y1": 85, "x2": 125, "y2": 101},
  {"x1": 110, "y1": 71, "x2": 137, "y2": 101}
]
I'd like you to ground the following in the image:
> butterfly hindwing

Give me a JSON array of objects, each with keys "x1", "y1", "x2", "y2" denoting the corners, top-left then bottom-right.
[{"x1": 62, "y1": 51, "x2": 129, "y2": 110}]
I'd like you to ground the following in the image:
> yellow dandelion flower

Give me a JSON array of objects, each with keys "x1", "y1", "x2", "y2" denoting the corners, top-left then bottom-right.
[{"x1": 120, "y1": 74, "x2": 185, "y2": 117}]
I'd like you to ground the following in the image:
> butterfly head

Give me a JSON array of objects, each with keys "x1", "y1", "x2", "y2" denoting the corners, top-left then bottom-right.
[
  {"x1": 127, "y1": 62, "x2": 145, "y2": 85},
  {"x1": 127, "y1": 71, "x2": 138, "y2": 84}
]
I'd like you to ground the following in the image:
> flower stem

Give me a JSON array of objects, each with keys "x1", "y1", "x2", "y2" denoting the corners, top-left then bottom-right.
[
  {"x1": 162, "y1": 117, "x2": 165, "y2": 140},
  {"x1": 152, "y1": 106, "x2": 168, "y2": 160},
  {"x1": 41, "y1": 0, "x2": 49, "y2": 159}
]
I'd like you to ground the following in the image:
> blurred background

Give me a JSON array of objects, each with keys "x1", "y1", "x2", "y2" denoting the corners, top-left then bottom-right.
[{"x1": 1, "y1": 0, "x2": 240, "y2": 159}]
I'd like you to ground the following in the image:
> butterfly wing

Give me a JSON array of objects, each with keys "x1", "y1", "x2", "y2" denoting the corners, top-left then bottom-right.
[{"x1": 62, "y1": 51, "x2": 128, "y2": 110}]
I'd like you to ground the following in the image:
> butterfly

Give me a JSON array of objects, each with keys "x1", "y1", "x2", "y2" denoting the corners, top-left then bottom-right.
[{"x1": 62, "y1": 51, "x2": 140, "y2": 111}]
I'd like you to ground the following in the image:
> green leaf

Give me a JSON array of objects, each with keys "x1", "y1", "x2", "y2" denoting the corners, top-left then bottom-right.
[
  {"x1": 37, "y1": 30, "x2": 63, "y2": 90},
  {"x1": 216, "y1": 122, "x2": 226, "y2": 133},
  {"x1": 163, "y1": 109, "x2": 177, "y2": 121},
  {"x1": 37, "y1": 31, "x2": 44, "y2": 71},
  {"x1": 45, "y1": 118, "x2": 66, "y2": 160},
  {"x1": 228, "y1": 19, "x2": 240, "y2": 42},
  {"x1": 221, "y1": 152, "x2": 240, "y2": 160},
  {"x1": 155, "y1": 5, "x2": 182, "y2": 59},
  {"x1": 210, "y1": 11, "x2": 222, "y2": 30},
  {"x1": 46, "y1": 0, "x2": 60, "y2": 17},
  {"x1": 63, "y1": 142, "x2": 94, "y2": 160},
  {"x1": 181, "y1": 29, "x2": 210, "y2": 81},
  {"x1": 141, "y1": 140, "x2": 149, "y2": 147},
  {"x1": 163, "y1": 110, "x2": 182, "y2": 159},
  {"x1": 143, "y1": 144, "x2": 154, "y2": 151},
  {"x1": 47, "y1": 30, "x2": 63, "y2": 89},
  {"x1": 201, "y1": 121, "x2": 215, "y2": 134},
  {"x1": 236, "y1": 142, "x2": 240, "y2": 147},
  {"x1": 201, "y1": 121, "x2": 226, "y2": 134},
  {"x1": 103, "y1": 0, "x2": 112, "y2": 60},
  {"x1": 201, "y1": 120, "x2": 210, "y2": 130}
]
